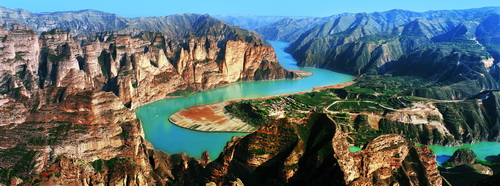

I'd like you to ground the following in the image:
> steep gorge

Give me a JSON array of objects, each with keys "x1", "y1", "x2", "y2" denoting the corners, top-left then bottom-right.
[{"x1": 0, "y1": 12, "x2": 297, "y2": 185}]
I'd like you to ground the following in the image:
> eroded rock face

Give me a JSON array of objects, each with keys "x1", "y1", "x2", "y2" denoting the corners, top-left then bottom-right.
[
  {"x1": 0, "y1": 25, "x2": 39, "y2": 99},
  {"x1": 0, "y1": 18, "x2": 296, "y2": 184},
  {"x1": 201, "y1": 114, "x2": 441, "y2": 186},
  {"x1": 0, "y1": 24, "x2": 296, "y2": 110},
  {"x1": 333, "y1": 133, "x2": 442, "y2": 186}
]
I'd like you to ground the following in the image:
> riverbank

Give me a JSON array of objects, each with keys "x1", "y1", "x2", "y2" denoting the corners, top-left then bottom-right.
[
  {"x1": 312, "y1": 81, "x2": 354, "y2": 91},
  {"x1": 169, "y1": 101, "x2": 257, "y2": 133},
  {"x1": 168, "y1": 81, "x2": 355, "y2": 133}
]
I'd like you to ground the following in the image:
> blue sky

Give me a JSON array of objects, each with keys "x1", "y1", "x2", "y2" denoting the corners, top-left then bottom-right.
[{"x1": 2, "y1": 0, "x2": 499, "y2": 17}]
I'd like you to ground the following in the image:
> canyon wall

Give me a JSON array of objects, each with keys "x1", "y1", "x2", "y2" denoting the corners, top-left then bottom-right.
[{"x1": 0, "y1": 12, "x2": 296, "y2": 185}]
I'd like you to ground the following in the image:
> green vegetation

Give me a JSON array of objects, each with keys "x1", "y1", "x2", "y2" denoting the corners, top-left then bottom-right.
[
  {"x1": 121, "y1": 70, "x2": 132, "y2": 76},
  {"x1": 431, "y1": 41, "x2": 483, "y2": 50},
  {"x1": 91, "y1": 157, "x2": 130, "y2": 173},
  {"x1": 249, "y1": 148, "x2": 272, "y2": 155},
  {"x1": 359, "y1": 34, "x2": 397, "y2": 44},
  {"x1": 284, "y1": 163, "x2": 299, "y2": 169},
  {"x1": 440, "y1": 159, "x2": 499, "y2": 168},
  {"x1": 254, "y1": 68, "x2": 271, "y2": 80},
  {"x1": 428, "y1": 115, "x2": 441, "y2": 121},
  {"x1": 98, "y1": 52, "x2": 109, "y2": 77},
  {"x1": 349, "y1": 75, "x2": 432, "y2": 94},
  {"x1": 476, "y1": 159, "x2": 500, "y2": 167},
  {"x1": 226, "y1": 74, "x2": 497, "y2": 148},
  {"x1": 440, "y1": 161, "x2": 456, "y2": 168},
  {"x1": 330, "y1": 113, "x2": 350, "y2": 123},
  {"x1": 290, "y1": 91, "x2": 338, "y2": 108},
  {"x1": 15, "y1": 52, "x2": 26, "y2": 60},
  {"x1": 166, "y1": 87, "x2": 196, "y2": 97},
  {"x1": 225, "y1": 100, "x2": 270, "y2": 127},
  {"x1": 225, "y1": 91, "x2": 340, "y2": 127},
  {"x1": 0, "y1": 147, "x2": 38, "y2": 183},
  {"x1": 329, "y1": 101, "x2": 384, "y2": 114},
  {"x1": 47, "y1": 53, "x2": 69, "y2": 63},
  {"x1": 117, "y1": 132, "x2": 129, "y2": 138},
  {"x1": 27, "y1": 123, "x2": 87, "y2": 146}
]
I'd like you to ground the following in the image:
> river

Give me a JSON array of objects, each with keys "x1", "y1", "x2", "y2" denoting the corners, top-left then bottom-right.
[
  {"x1": 136, "y1": 41, "x2": 500, "y2": 163},
  {"x1": 136, "y1": 41, "x2": 353, "y2": 158}
]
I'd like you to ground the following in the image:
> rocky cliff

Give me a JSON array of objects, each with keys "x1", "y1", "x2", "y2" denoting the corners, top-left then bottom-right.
[
  {"x1": 0, "y1": 11, "x2": 297, "y2": 185},
  {"x1": 0, "y1": 89, "x2": 216, "y2": 185},
  {"x1": 0, "y1": 17, "x2": 296, "y2": 107},
  {"x1": 201, "y1": 114, "x2": 441, "y2": 185}
]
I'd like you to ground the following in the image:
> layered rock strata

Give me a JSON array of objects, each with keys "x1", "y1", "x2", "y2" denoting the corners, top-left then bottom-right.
[
  {"x1": 202, "y1": 114, "x2": 442, "y2": 185},
  {"x1": 0, "y1": 14, "x2": 296, "y2": 185}
]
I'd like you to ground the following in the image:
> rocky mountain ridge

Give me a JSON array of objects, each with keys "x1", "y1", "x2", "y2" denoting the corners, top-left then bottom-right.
[
  {"x1": 283, "y1": 7, "x2": 500, "y2": 100},
  {"x1": 216, "y1": 7, "x2": 499, "y2": 42},
  {"x1": 0, "y1": 6, "x2": 268, "y2": 44}
]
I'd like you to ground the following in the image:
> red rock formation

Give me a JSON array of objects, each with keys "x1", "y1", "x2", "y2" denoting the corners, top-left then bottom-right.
[
  {"x1": 202, "y1": 113, "x2": 442, "y2": 185},
  {"x1": 0, "y1": 24, "x2": 297, "y2": 185}
]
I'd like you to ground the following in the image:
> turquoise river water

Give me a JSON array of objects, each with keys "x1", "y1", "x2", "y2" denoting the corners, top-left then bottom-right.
[{"x1": 136, "y1": 41, "x2": 500, "y2": 163}]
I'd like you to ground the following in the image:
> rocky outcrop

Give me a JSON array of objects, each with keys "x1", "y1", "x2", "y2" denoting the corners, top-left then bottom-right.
[
  {"x1": 0, "y1": 24, "x2": 39, "y2": 100},
  {"x1": 0, "y1": 78, "x2": 236, "y2": 185},
  {"x1": 445, "y1": 148, "x2": 477, "y2": 166},
  {"x1": 439, "y1": 150, "x2": 494, "y2": 186},
  {"x1": 200, "y1": 113, "x2": 441, "y2": 185},
  {"x1": 0, "y1": 89, "x2": 154, "y2": 183},
  {"x1": 39, "y1": 29, "x2": 84, "y2": 88},
  {"x1": 332, "y1": 133, "x2": 442, "y2": 186}
]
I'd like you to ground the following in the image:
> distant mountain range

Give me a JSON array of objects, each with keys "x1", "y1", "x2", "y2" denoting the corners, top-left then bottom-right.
[
  {"x1": 0, "y1": 6, "x2": 266, "y2": 43},
  {"x1": 216, "y1": 7, "x2": 500, "y2": 42},
  {"x1": 220, "y1": 7, "x2": 500, "y2": 100}
]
